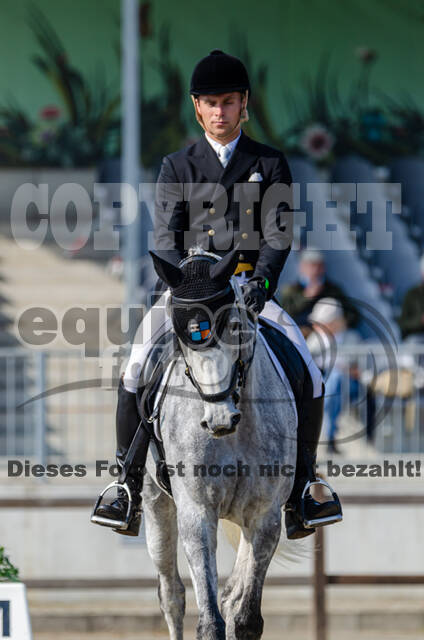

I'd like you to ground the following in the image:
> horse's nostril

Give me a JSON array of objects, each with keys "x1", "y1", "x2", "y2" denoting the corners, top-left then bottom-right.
[
  {"x1": 231, "y1": 414, "x2": 241, "y2": 428},
  {"x1": 200, "y1": 420, "x2": 208, "y2": 430}
]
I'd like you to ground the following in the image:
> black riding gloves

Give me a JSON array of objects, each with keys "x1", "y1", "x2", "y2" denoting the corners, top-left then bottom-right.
[{"x1": 242, "y1": 277, "x2": 268, "y2": 315}]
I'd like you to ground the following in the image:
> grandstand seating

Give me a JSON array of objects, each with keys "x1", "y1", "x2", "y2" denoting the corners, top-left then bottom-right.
[{"x1": 332, "y1": 155, "x2": 422, "y2": 309}]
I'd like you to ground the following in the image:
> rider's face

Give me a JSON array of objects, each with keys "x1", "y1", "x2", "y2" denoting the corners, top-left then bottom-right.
[{"x1": 195, "y1": 92, "x2": 244, "y2": 142}]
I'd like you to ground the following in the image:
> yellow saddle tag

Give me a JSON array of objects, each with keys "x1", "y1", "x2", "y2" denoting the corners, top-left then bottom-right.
[{"x1": 234, "y1": 262, "x2": 254, "y2": 275}]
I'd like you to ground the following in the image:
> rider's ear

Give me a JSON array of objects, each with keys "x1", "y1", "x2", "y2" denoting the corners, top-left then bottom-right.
[
  {"x1": 149, "y1": 251, "x2": 183, "y2": 288},
  {"x1": 209, "y1": 247, "x2": 240, "y2": 283}
]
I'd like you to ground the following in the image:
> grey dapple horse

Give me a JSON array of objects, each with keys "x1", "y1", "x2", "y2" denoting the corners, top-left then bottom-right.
[{"x1": 142, "y1": 247, "x2": 298, "y2": 640}]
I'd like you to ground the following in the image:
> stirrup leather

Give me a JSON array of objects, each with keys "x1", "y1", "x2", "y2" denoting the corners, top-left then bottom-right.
[
  {"x1": 301, "y1": 478, "x2": 343, "y2": 529},
  {"x1": 91, "y1": 481, "x2": 138, "y2": 531}
]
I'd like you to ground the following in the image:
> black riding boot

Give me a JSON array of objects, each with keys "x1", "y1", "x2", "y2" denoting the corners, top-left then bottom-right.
[
  {"x1": 285, "y1": 390, "x2": 342, "y2": 540},
  {"x1": 92, "y1": 375, "x2": 150, "y2": 536}
]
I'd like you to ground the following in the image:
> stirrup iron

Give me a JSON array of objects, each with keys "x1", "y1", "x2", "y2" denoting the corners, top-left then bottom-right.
[
  {"x1": 301, "y1": 478, "x2": 343, "y2": 529},
  {"x1": 91, "y1": 481, "x2": 133, "y2": 531}
]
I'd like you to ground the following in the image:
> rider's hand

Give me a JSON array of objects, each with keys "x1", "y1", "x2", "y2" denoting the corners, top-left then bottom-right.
[{"x1": 242, "y1": 277, "x2": 267, "y2": 315}]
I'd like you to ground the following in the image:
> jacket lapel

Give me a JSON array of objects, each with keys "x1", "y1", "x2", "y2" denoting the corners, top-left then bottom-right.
[{"x1": 189, "y1": 135, "x2": 223, "y2": 184}]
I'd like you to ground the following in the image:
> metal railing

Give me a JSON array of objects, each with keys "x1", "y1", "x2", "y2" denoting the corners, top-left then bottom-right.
[
  {"x1": 1, "y1": 344, "x2": 424, "y2": 463},
  {"x1": 332, "y1": 344, "x2": 424, "y2": 453},
  {"x1": 0, "y1": 347, "x2": 119, "y2": 466}
]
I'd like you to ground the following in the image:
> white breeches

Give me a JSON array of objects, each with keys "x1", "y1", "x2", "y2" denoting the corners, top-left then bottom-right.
[{"x1": 123, "y1": 275, "x2": 323, "y2": 398}]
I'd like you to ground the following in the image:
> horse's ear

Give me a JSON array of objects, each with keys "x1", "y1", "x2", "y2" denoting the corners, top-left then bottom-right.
[
  {"x1": 149, "y1": 251, "x2": 183, "y2": 288},
  {"x1": 209, "y1": 247, "x2": 240, "y2": 283}
]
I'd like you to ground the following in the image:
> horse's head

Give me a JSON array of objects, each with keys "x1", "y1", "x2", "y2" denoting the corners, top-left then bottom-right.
[{"x1": 150, "y1": 247, "x2": 254, "y2": 437}]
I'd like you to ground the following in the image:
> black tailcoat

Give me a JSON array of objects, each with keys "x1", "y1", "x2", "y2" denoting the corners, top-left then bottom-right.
[{"x1": 154, "y1": 130, "x2": 293, "y2": 298}]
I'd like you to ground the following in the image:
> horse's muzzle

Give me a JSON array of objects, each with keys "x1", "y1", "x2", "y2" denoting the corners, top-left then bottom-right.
[{"x1": 200, "y1": 411, "x2": 241, "y2": 437}]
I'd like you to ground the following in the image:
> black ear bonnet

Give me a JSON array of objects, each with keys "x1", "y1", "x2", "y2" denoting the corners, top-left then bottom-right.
[{"x1": 170, "y1": 255, "x2": 235, "y2": 348}]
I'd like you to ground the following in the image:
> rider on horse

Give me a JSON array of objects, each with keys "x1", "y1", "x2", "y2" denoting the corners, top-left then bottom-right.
[{"x1": 91, "y1": 49, "x2": 342, "y2": 540}]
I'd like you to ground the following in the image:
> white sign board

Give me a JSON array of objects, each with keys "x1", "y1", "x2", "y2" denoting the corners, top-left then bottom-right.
[{"x1": 0, "y1": 583, "x2": 32, "y2": 639}]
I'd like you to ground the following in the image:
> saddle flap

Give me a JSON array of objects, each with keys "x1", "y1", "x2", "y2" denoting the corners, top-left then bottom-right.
[
  {"x1": 257, "y1": 317, "x2": 311, "y2": 413},
  {"x1": 136, "y1": 329, "x2": 180, "y2": 414}
]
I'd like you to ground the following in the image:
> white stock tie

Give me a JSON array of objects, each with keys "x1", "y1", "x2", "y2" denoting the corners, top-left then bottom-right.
[{"x1": 218, "y1": 145, "x2": 232, "y2": 168}]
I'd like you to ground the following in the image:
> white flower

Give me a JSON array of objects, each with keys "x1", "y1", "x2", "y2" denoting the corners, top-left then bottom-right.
[
  {"x1": 248, "y1": 172, "x2": 263, "y2": 182},
  {"x1": 300, "y1": 124, "x2": 335, "y2": 160}
]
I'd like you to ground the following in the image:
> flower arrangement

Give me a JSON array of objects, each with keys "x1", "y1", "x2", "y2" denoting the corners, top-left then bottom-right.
[
  {"x1": 0, "y1": 547, "x2": 19, "y2": 582},
  {"x1": 276, "y1": 49, "x2": 396, "y2": 166},
  {"x1": 241, "y1": 41, "x2": 424, "y2": 167},
  {"x1": 0, "y1": 6, "x2": 120, "y2": 167},
  {"x1": 0, "y1": 7, "x2": 187, "y2": 171},
  {"x1": 1, "y1": 9, "x2": 423, "y2": 171}
]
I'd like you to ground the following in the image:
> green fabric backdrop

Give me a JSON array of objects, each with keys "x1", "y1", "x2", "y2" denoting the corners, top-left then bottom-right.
[{"x1": 0, "y1": 0, "x2": 421, "y2": 137}]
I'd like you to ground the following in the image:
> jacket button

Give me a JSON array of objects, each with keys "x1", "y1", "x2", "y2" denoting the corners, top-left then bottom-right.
[
  {"x1": 209, "y1": 207, "x2": 216, "y2": 214},
  {"x1": 246, "y1": 208, "x2": 252, "y2": 215},
  {"x1": 241, "y1": 232, "x2": 248, "y2": 240},
  {"x1": 208, "y1": 229, "x2": 215, "y2": 236}
]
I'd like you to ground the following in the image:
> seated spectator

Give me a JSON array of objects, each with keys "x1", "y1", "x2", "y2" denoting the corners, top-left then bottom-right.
[
  {"x1": 398, "y1": 254, "x2": 424, "y2": 343},
  {"x1": 280, "y1": 248, "x2": 359, "y2": 337},
  {"x1": 306, "y1": 298, "x2": 374, "y2": 454}
]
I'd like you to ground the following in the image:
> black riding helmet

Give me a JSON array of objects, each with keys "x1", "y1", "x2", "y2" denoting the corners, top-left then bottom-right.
[{"x1": 190, "y1": 49, "x2": 251, "y2": 97}]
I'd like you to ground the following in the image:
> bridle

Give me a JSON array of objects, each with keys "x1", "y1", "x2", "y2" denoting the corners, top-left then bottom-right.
[
  {"x1": 182, "y1": 304, "x2": 251, "y2": 404},
  {"x1": 181, "y1": 286, "x2": 256, "y2": 404},
  {"x1": 169, "y1": 256, "x2": 257, "y2": 405}
]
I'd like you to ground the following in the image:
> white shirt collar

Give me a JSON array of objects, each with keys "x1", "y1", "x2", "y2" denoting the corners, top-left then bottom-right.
[{"x1": 205, "y1": 129, "x2": 242, "y2": 159}]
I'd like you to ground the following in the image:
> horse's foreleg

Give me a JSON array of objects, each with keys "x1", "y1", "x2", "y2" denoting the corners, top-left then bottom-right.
[
  {"x1": 220, "y1": 529, "x2": 249, "y2": 622},
  {"x1": 143, "y1": 476, "x2": 185, "y2": 640},
  {"x1": 225, "y1": 506, "x2": 282, "y2": 640},
  {"x1": 177, "y1": 504, "x2": 225, "y2": 640}
]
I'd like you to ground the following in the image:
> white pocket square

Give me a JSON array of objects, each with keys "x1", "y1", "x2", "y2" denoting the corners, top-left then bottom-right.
[{"x1": 248, "y1": 172, "x2": 263, "y2": 182}]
